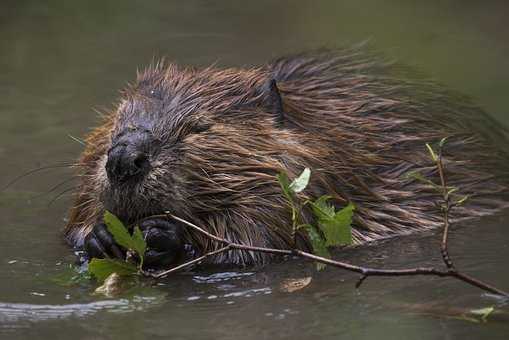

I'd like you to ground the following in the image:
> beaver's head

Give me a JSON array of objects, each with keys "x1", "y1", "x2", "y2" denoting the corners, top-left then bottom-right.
[{"x1": 95, "y1": 63, "x2": 311, "y2": 224}]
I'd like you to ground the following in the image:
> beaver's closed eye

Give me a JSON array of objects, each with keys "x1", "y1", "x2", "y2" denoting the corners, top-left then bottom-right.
[{"x1": 146, "y1": 86, "x2": 164, "y2": 100}]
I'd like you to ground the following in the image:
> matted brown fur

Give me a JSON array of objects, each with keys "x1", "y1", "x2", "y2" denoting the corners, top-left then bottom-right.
[{"x1": 65, "y1": 48, "x2": 509, "y2": 265}]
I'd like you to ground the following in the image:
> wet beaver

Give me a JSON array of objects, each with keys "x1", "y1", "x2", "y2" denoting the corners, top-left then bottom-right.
[{"x1": 65, "y1": 48, "x2": 509, "y2": 268}]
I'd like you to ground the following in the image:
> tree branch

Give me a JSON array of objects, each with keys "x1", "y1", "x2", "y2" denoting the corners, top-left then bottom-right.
[
  {"x1": 436, "y1": 141, "x2": 455, "y2": 269},
  {"x1": 142, "y1": 214, "x2": 508, "y2": 296},
  {"x1": 143, "y1": 245, "x2": 232, "y2": 278}
]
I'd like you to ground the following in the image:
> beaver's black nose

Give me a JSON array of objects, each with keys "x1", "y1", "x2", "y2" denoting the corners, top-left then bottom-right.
[{"x1": 106, "y1": 130, "x2": 153, "y2": 184}]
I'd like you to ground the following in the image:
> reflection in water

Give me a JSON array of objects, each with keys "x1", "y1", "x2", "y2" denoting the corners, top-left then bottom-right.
[
  {"x1": 193, "y1": 271, "x2": 255, "y2": 284},
  {"x1": 0, "y1": 296, "x2": 165, "y2": 325},
  {"x1": 1, "y1": 300, "x2": 134, "y2": 322}
]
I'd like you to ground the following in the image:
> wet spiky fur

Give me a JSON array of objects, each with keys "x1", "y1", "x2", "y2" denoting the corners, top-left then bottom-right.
[{"x1": 65, "y1": 48, "x2": 509, "y2": 265}]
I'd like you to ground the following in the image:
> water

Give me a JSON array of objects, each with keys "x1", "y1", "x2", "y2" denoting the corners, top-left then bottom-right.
[{"x1": 1, "y1": 1, "x2": 509, "y2": 339}]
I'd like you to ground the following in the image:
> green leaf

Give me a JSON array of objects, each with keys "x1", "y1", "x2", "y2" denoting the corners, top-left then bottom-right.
[
  {"x1": 455, "y1": 195, "x2": 470, "y2": 205},
  {"x1": 296, "y1": 223, "x2": 313, "y2": 230},
  {"x1": 103, "y1": 211, "x2": 147, "y2": 261},
  {"x1": 305, "y1": 225, "x2": 330, "y2": 271},
  {"x1": 426, "y1": 143, "x2": 438, "y2": 162},
  {"x1": 310, "y1": 195, "x2": 335, "y2": 220},
  {"x1": 324, "y1": 202, "x2": 355, "y2": 246},
  {"x1": 132, "y1": 226, "x2": 146, "y2": 263},
  {"x1": 311, "y1": 197, "x2": 354, "y2": 247},
  {"x1": 447, "y1": 187, "x2": 459, "y2": 195},
  {"x1": 277, "y1": 172, "x2": 293, "y2": 201},
  {"x1": 470, "y1": 306, "x2": 495, "y2": 322},
  {"x1": 289, "y1": 168, "x2": 311, "y2": 193},
  {"x1": 88, "y1": 258, "x2": 137, "y2": 282},
  {"x1": 404, "y1": 170, "x2": 440, "y2": 189},
  {"x1": 104, "y1": 211, "x2": 135, "y2": 251}
]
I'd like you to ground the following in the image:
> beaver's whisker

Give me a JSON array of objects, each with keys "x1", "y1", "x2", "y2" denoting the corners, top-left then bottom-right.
[
  {"x1": 1, "y1": 162, "x2": 83, "y2": 192},
  {"x1": 47, "y1": 186, "x2": 79, "y2": 207},
  {"x1": 67, "y1": 134, "x2": 86, "y2": 146},
  {"x1": 32, "y1": 177, "x2": 78, "y2": 199}
]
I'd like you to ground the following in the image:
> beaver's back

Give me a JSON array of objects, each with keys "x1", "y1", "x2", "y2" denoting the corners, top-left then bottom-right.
[{"x1": 267, "y1": 49, "x2": 509, "y2": 243}]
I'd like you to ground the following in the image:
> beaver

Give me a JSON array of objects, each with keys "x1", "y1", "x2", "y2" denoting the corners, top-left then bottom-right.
[{"x1": 65, "y1": 48, "x2": 509, "y2": 268}]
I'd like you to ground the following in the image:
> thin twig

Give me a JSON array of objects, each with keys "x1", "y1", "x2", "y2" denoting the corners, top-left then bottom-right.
[
  {"x1": 356, "y1": 274, "x2": 368, "y2": 288},
  {"x1": 436, "y1": 143, "x2": 455, "y2": 269},
  {"x1": 142, "y1": 214, "x2": 508, "y2": 296},
  {"x1": 145, "y1": 245, "x2": 232, "y2": 278}
]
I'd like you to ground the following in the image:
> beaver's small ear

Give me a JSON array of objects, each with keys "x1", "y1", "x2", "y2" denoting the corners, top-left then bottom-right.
[{"x1": 262, "y1": 78, "x2": 284, "y2": 125}]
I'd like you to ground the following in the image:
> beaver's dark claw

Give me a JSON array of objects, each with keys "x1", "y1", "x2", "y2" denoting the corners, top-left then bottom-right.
[
  {"x1": 84, "y1": 223, "x2": 125, "y2": 260},
  {"x1": 139, "y1": 218, "x2": 185, "y2": 269}
]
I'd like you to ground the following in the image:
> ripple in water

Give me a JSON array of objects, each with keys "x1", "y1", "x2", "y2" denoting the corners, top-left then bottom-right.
[{"x1": 0, "y1": 295, "x2": 165, "y2": 327}]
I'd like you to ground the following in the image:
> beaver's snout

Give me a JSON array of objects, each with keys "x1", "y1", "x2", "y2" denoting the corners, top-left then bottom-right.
[{"x1": 105, "y1": 128, "x2": 153, "y2": 184}]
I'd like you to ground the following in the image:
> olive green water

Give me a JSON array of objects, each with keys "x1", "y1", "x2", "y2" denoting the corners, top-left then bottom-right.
[{"x1": 1, "y1": 1, "x2": 509, "y2": 339}]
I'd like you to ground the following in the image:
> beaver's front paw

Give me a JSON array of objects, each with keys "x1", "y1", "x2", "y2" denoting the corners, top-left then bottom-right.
[
  {"x1": 139, "y1": 218, "x2": 185, "y2": 269},
  {"x1": 84, "y1": 223, "x2": 126, "y2": 260}
]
